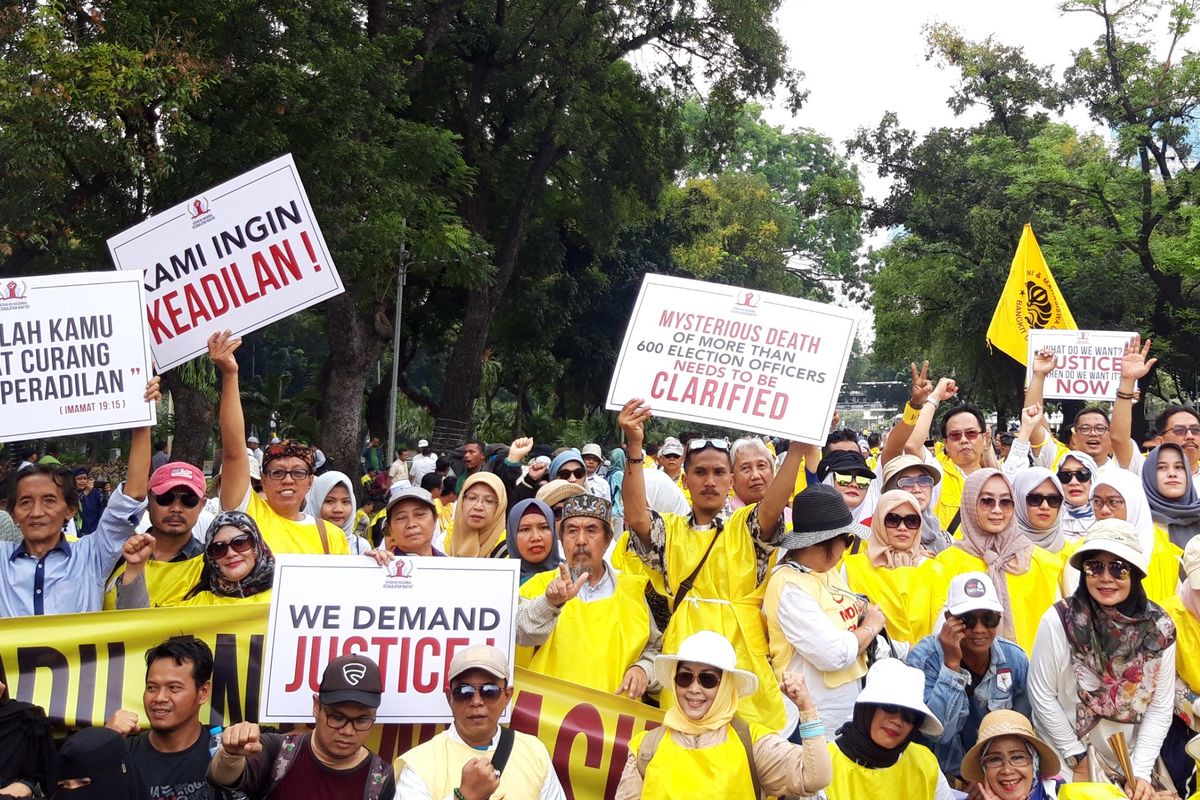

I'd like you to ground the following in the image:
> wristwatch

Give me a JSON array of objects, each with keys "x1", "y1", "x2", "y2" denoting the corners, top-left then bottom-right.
[{"x1": 1064, "y1": 751, "x2": 1086, "y2": 770}]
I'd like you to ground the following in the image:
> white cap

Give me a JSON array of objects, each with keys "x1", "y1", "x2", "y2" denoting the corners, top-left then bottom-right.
[
  {"x1": 581, "y1": 443, "x2": 603, "y2": 459},
  {"x1": 855, "y1": 658, "x2": 943, "y2": 737},
  {"x1": 1183, "y1": 537, "x2": 1200, "y2": 590},
  {"x1": 418, "y1": 439, "x2": 429, "y2": 448},
  {"x1": 660, "y1": 437, "x2": 684, "y2": 457},
  {"x1": 946, "y1": 572, "x2": 1003, "y2": 616}
]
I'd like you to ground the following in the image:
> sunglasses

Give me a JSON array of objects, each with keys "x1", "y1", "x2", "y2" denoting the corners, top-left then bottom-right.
[
  {"x1": 957, "y1": 611, "x2": 1001, "y2": 629},
  {"x1": 557, "y1": 467, "x2": 586, "y2": 480},
  {"x1": 674, "y1": 669, "x2": 722, "y2": 690},
  {"x1": 878, "y1": 704, "x2": 920, "y2": 725},
  {"x1": 1056, "y1": 468, "x2": 1092, "y2": 484},
  {"x1": 833, "y1": 472, "x2": 872, "y2": 489},
  {"x1": 946, "y1": 429, "x2": 982, "y2": 443},
  {"x1": 1025, "y1": 492, "x2": 1063, "y2": 509},
  {"x1": 883, "y1": 513, "x2": 921, "y2": 530},
  {"x1": 686, "y1": 438, "x2": 730, "y2": 453},
  {"x1": 450, "y1": 683, "x2": 505, "y2": 703},
  {"x1": 151, "y1": 491, "x2": 201, "y2": 508},
  {"x1": 895, "y1": 475, "x2": 935, "y2": 491},
  {"x1": 977, "y1": 496, "x2": 1014, "y2": 510},
  {"x1": 1082, "y1": 559, "x2": 1132, "y2": 580},
  {"x1": 206, "y1": 533, "x2": 255, "y2": 559}
]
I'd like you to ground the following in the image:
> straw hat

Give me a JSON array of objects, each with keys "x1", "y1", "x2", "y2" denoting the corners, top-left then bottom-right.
[
  {"x1": 653, "y1": 630, "x2": 758, "y2": 697},
  {"x1": 960, "y1": 709, "x2": 1060, "y2": 783},
  {"x1": 881, "y1": 453, "x2": 941, "y2": 490},
  {"x1": 854, "y1": 658, "x2": 943, "y2": 737},
  {"x1": 1067, "y1": 519, "x2": 1148, "y2": 576}
]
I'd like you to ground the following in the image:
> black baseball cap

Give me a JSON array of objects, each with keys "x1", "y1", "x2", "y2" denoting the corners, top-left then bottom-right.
[{"x1": 320, "y1": 654, "x2": 383, "y2": 708}]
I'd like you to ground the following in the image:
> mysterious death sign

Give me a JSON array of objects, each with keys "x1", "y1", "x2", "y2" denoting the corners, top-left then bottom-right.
[
  {"x1": 0, "y1": 272, "x2": 156, "y2": 442},
  {"x1": 606, "y1": 274, "x2": 859, "y2": 445},
  {"x1": 106, "y1": 154, "x2": 344, "y2": 371}
]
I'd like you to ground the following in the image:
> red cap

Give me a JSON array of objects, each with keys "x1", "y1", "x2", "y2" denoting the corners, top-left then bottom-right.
[{"x1": 148, "y1": 462, "x2": 206, "y2": 498}]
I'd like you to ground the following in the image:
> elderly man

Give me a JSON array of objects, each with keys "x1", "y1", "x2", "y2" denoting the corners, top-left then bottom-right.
[
  {"x1": 396, "y1": 646, "x2": 564, "y2": 800},
  {"x1": 209, "y1": 655, "x2": 394, "y2": 799},
  {"x1": 581, "y1": 443, "x2": 608, "y2": 487},
  {"x1": 656, "y1": 438, "x2": 684, "y2": 483},
  {"x1": 516, "y1": 495, "x2": 661, "y2": 698}
]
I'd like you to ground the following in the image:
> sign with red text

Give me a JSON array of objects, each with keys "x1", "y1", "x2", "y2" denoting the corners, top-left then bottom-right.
[
  {"x1": 0, "y1": 271, "x2": 156, "y2": 442},
  {"x1": 1026, "y1": 329, "x2": 1134, "y2": 401},
  {"x1": 606, "y1": 274, "x2": 859, "y2": 444},
  {"x1": 261, "y1": 555, "x2": 520, "y2": 724},
  {"x1": 106, "y1": 154, "x2": 344, "y2": 371}
]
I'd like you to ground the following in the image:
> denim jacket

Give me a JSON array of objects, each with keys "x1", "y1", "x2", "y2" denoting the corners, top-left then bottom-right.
[{"x1": 906, "y1": 633, "x2": 1031, "y2": 778}]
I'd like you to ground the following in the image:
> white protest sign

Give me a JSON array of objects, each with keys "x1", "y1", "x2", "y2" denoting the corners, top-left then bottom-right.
[
  {"x1": 107, "y1": 154, "x2": 344, "y2": 371},
  {"x1": 261, "y1": 554, "x2": 519, "y2": 724},
  {"x1": 0, "y1": 272, "x2": 156, "y2": 442},
  {"x1": 1026, "y1": 329, "x2": 1134, "y2": 402},
  {"x1": 606, "y1": 274, "x2": 859, "y2": 444}
]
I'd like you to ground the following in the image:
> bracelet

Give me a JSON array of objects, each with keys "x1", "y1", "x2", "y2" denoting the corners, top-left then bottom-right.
[
  {"x1": 902, "y1": 403, "x2": 921, "y2": 426},
  {"x1": 797, "y1": 721, "x2": 826, "y2": 739},
  {"x1": 627, "y1": 456, "x2": 645, "y2": 464},
  {"x1": 1115, "y1": 390, "x2": 1136, "y2": 400},
  {"x1": 924, "y1": 399, "x2": 940, "y2": 408},
  {"x1": 454, "y1": 789, "x2": 468, "y2": 800}
]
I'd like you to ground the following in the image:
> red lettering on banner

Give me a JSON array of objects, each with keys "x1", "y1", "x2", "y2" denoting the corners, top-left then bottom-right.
[
  {"x1": 554, "y1": 703, "x2": 605, "y2": 800},
  {"x1": 413, "y1": 637, "x2": 440, "y2": 693}
]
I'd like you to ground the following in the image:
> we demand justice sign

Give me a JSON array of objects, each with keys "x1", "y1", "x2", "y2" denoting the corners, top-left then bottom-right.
[{"x1": 107, "y1": 154, "x2": 344, "y2": 371}]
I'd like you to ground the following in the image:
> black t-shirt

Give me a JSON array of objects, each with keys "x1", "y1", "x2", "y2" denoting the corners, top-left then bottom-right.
[{"x1": 128, "y1": 726, "x2": 217, "y2": 800}]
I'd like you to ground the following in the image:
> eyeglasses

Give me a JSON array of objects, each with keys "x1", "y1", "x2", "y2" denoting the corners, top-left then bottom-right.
[
  {"x1": 946, "y1": 429, "x2": 982, "y2": 443},
  {"x1": 982, "y1": 751, "x2": 1033, "y2": 770},
  {"x1": 462, "y1": 493, "x2": 499, "y2": 507},
  {"x1": 263, "y1": 467, "x2": 312, "y2": 481},
  {"x1": 1025, "y1": 492, "x2": 1063, "y2": 509},
  {"x1": 977, "y1": 496, "x2": 1014, "y2": 510},
  {"x1": 450, "y1": 683, "x2": 505, "y2": 703},
  {"x1": 883, "y1": 513, "x2": 921, "y2": 530},
  {"x1": 686, "y1": 438, "x2": 730, "y2": 453},
  {"x1": 1082, "y1": 559, "x2": 1132, "y2": 580},
  {"x1": 1056, "y1": 468, "x2": 1092, "y2": 484},
  {"x1": 957, "y1": 611, "x2": 1001, "y2": 629},
  {"x1": 206, "y1": 533, "x2": 255, "y2": 559},
  {"x1": 833, "y1": 473, "x2": 872, "y2": 489},
  {"x1": 877, "y1": 704, "x2": 920, "y2": 725},
  {"x1": 1075, "y1": 424, "x2": 1110, "y2": 436},
  {"x1": 1164, "y1": 424, "x2": 1200, "y2": 437},
  {"x1": 151, "y1": 491, "x2": 201, "y2": 508},
  {"x1": 321, "y1": 705, "x2": 375, "y2": 731},
  {"x1": 674, "y1": 670, "x2": 722, "y2": 690},
  {"x1": 557, "y1": 467, "x2": 586, "y2": 480},
  {"x1": 895, "y1": 475, "x2": 935, "y2": 491},
  {"x1": 1090, "y1": 496, "x2": 1125, "y2": 511}
]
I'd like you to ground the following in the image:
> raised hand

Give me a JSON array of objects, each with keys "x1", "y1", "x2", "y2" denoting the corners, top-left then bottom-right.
[
  {"x1": 1032, "y1": 349, "x2": 1057, "y2": 378},
  {"x1": 508, "y1": 437, "x2": 534, "y2": 462},
  {"x1": 617, "y1": 665, "x2": 648, "y2": 700},
  {"x1": 616, "y1": 399, "x2": 651, "y2": 447},
  {"x1": 527, "y1": 459, "x2": 548, "y2": 481},
  {"x1": 220, "y1": 721, "x2": 263, "y2": 756},
  {"x1": 1018, "y1": 403, "x2": 1044, "y2": 437},
  {"x1": 106, "y1": 708, "x2": 140, "y2": 735},
  {"x1": 780, "y1": 672, "x2": 815, "y2": 712},
  {"x1": 544, "y1": 562, "x2": 588, "y2": 608},
  {"x1": 909, "y1": 361, "x2": 933, "y2": 406},
  {"x1": 931, "y1": 377, "x2": 958, "y2": 403},
  {"x1": 122, "y1": 532, "x2": 156, "y2": 565},
  {"x1": 459, "y1": 756, "x2": 501, "y2": 800},
  {"x1": 207, "y1": 330, "x2": 242, "y2": 376},
  {"x1": 1121, "y1": 335, "x2": 1157, "y2": 381},
  {"x1": 938, "y1": 614, "x2": 966, "y2": 672}
]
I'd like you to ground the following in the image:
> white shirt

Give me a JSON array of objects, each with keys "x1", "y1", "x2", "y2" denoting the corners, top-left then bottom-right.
[
  {"x1": 411, "y1": 453, "x2": 439, "y2": 485},
  {"x1": 584, "y1": 474, "x2": 611, "y2": 502},
  {"x1": 397, "y1": 726, "x2": 565, "y2": 800}
]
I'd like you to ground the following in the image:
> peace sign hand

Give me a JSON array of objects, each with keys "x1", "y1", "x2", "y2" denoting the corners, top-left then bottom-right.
[
  {"x1": 544, "y1": 563, "x2": 588, "y2": 608},
  {"x1": 909, "y1": 361, "x2": 932, "y2": 406}
]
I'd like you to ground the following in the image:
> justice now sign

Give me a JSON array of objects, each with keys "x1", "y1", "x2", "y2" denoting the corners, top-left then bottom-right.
[
  {"x1": 1026, "y1": 329, "x2": 1135, "y2": 402},
  {"x1": 261, "y1": 555, "x2": 520, "y2": 724},
  {"x1": 606, "y1": 274, "x2": 859, "y2": 445},
  {"x1": 107, "y1": 154, "x2": 344, "y2": 371}
]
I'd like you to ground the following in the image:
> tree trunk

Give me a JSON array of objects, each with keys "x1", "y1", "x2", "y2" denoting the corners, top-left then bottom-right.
[
  {"x1": 317, "y1": 291, "x2": 390, "y2": 480},
  {"x1": 432, "y1": 289, "x2": 492, "y2": 445},
  {"x1": 365, "y1": 378, "x2": 392, "y2": 444},
  {"x1": 161, "y1": 371, "x2": 214, "y2": 469}
]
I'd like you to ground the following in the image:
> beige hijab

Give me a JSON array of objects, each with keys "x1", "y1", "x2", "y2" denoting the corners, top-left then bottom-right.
[
  {"x1": 868, "y1": 490, "x2": 927, "y2": 568},
  {"x1": 450, "y1": 472, "x2": 508, "y2": 557}
]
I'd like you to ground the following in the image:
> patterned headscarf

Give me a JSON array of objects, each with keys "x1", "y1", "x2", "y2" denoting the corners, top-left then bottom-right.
[{"x1": 185, "y1": 511, "x2": 276, "y2": 599}]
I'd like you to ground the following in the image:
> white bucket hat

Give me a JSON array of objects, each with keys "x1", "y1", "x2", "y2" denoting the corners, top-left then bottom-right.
[
  {"x1": 653, "y1": 630, "x2": 758, "y2": 697},
  {"x1": 1067, "y1": 518, "x2": 1149, "y2": 576},
  {"x1": 854, "y1": 658, "x2": 943, "y2": 737}
]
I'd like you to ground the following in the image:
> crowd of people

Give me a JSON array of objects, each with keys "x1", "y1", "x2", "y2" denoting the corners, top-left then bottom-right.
[{"x1": 3, "y1": 331, "x2": 1200, "y2": 800}]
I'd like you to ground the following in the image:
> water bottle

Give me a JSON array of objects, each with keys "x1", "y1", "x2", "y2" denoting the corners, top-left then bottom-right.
[{"x1": 208, "y1": 725, "x2": 223, "y2": 758}]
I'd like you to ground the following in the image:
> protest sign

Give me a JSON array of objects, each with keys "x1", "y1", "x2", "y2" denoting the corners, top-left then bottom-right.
[
  {"x1": 1026, "y1": 329, "x2": 1134, "y2": 401},
  {"x1": 0, "y1": 271, "x2": 156, "y2": 442},
  {"x1": 261, "y1": 554, "x2": 520, "y2": 724},
  {"x1": 606, "y1": 274, "x2": 859, "y2": 444},
  {"x1": 106, "y1": 154, "x2": 344, "y2": 371}
]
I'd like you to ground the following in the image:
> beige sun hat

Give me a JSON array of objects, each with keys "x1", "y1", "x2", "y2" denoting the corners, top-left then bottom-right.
[
  {"x1": 653, "y1": 630, "x2": 758, "y2": 698},
  {"x1": 960, "y1": 709, "x2": 1060, "y2": 783},
  {"x1": 1067, "y1": 518, "x2": 1149, "y2": 576}
]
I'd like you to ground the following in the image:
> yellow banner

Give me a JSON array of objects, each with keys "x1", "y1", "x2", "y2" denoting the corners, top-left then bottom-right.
[
  {"x1": 985, "y1": 223, "x2": 1077, "y2": 365},
  {"x1": 0, "y1": 606, "x2": 662, "y2": 800}
]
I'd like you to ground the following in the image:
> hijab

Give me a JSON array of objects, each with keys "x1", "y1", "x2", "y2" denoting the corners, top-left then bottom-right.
[
  {"x1": 955, "y1": 469, "x2": 1034, "y2": 642},
  {"x1": 505, "y1": 499, "x2": 561, "y2": 583},
  {"x1": 1059, "y1": 451, "x2": 1099, "y2": 534},
  {"x1": 834, "y1": 703, "x2": 921, "y2": 769},
  {"x1": 451, "y1": 472, "x2": 508, "y2": 558},
  {"x1": 185, "y1": 511, "x2": 276, "y2": 600},
  {"x1": 867, "y1": 491, "x2": 927, "y2": 568},
  {"x1": 663, "y1": 666, "x2": 739, "y2": 737},
  {"x1": 307, "y1": 471, "x2": 358, "y2": 536},
  {"x1": 1012, "y1": 468, "x2": 1066, "y2": 553},
  {"x1": 1142, "y1": 443, "x2": 1200, "y2": 548},
  {"x1": 52, "y1": 727, "x2": 137, "y2": 800},
  {"x1": 1090, "y1": 469, "x2": 1155, "y2": 555}
]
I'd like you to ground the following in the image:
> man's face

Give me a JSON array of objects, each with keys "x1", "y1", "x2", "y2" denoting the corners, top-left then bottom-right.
[
  {"x1": 684, "y1": 450, "x2": 733, "y2": 514},
  {"x1": 582, "y1": 454, "x2": 601, "y2": 476},
  {"x1": 447, "y1": 670, "x2": 513, "y2": 746},
  {"x1": 387, "y1": 500, "x2": 436, "y2": 555},
  {"x1": 148, "y1": 486, "x2": 203, "y2": 537},
  {"x1": 998, "y1": 439, "x2": 1012, "y2": 459},
  {"x1": 732, "y1": 451, "x2": 773, "y2": 505},
  {"x1": 659, "y1": 452, "x2": 683, "y2": 478},
  {"x1": 562, "y1": 517, "x2": 608, "y2": 581},
  {"x1": 944, "y1": 411, "x2": 987, "y2": 469},
  {"x1": 144, "y1": 657, "x2": 209, "y2": 735},
  {"x1": 1159, "y1": 411, "x2": 1200, "y2": 469},
  {"x1": 12, "y1": 474, "x2": 74, "y2": 546},
  {"x1": 556, "y1": 459, "x2": 587, "y2": 487},
  {"x1": 370, "y1": 437, "x2": 380, "y2": 448},
  {"x1": 1071, "y1": 412, "x2": 1111, "y2": 460},
  {"x1": 73, "y1": 473, "x2": 88, "y2": 492},
  {"x1": 247, "y1": 439, "x2": 258, "y2": 450},
  {"x1": 311, "y1": 698, "x2": 375, "y2": 760},
  {"x1": 463, "y1": 444, "x2": 484, "y2": 469},
  {"x1": 956, "y1": 610, "x2": 999, "y2": 659},
  {"x1": 260, "y1": 456, "x2": 313, "y2": 516}
]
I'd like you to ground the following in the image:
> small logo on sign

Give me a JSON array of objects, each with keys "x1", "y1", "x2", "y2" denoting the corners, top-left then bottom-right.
[
  {"x1": 187, "y1": 196, "x2": 215, "y2": 228},
  {"x1": 0, "y1": 280, "x2": 30, "y2": 312},
  {"x1": 732, "y1": 290, "x2": 760, "y2": 317},
  {"x1": 383, "y1": 557, "x2": 415, "y2": 588},
  {"x1": 342, "y1": 663, "x2": 367, "y2": 685}
]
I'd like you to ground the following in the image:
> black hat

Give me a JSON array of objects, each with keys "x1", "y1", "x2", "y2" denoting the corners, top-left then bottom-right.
[
  {"x1": 320, "y1": 654, "x2": 383, "y2": 709},
  {"x1": 777, "y1": 485, "x2": 871, "y2": 551},
  {"x1": 54, "y1": 727, "x2": 135, "y2": 799},
  {"x1": 815, "y1": 449, "x2": 876, "y2": 483}
]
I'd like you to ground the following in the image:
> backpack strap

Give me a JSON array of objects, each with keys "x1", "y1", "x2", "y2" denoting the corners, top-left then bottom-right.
[
  {"x1": 316, "y1": 516, "x2": 332, "y2": 554},
  {"x1": 947, "y1": 508, "x2": 962, "y2": 538},
  {"x1": 361, "y1": 754, "x2": 395, "y2": 800},
  {"x1": 672, "y1": 525, "x2": 722, "y2": 613},
  {"x1": 729, "y1": 718, "x2": 764, "y2": 800},
  {"x1": 491, "y1": 727, "x2": 516, "y2": 774},
  {"x1": 634, "y1": 725, "x2": 669, "y2": 778}
]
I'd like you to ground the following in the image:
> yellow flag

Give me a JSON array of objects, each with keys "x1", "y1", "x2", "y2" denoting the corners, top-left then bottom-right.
[{"x1": 985, "y1": 223, "x2": 1077, "y2": 365}]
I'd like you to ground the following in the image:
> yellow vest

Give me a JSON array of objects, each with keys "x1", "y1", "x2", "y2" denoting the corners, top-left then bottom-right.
[
  {"x1": 935, "y1": 546, "x2": 1062, "y2": 653},
  {"x1": 933, "y1": 446, "x2": 966, "y2": 532},
  {"x1": 398, "y1": 729, "x2": 550, "y2": 800},
  {"x1": 518, "y1": 566, "x2": 650, "y2": 693},
  {"x1": 175, "y1": 588, "x2": 273, "y2": 606},
  {"x1": 843, "y1": 554, "x2": 948, "y2": 647},
  {"x1": 763, "y1": 564, "x2": 868, "y2": 689},
  {"x1": 645, "y1": 505, "x2": 785, "y2": 731},
  {"x1": 104, "y1": 557, "x2": 204, "y2": 610},
  {"x1": 631, "y1": 723, "x2": 770, "y2": 800},
  {"x1": 245, "y1": 491, "x2": 351, "y2": 555},
  {"x1": 1057, "y1": 784, "x2": 1129, "y2": 800},
  {"x1": 1162, "y1": 595, "x2": 1200, "y2": 693},
  {"x1": 826, "y1": 740, "x2": 942, "y2": 799}
]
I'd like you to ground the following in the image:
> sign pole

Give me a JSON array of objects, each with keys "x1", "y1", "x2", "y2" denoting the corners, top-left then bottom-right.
[{"x1": 386, "y1": 221, "x2": 408, "y2": 465}]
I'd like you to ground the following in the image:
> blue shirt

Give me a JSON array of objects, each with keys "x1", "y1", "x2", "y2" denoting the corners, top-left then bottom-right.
[
  {"x1": 907, "y1": 631, "x2": 1031, "y2": 779},
  {"x1": 0, "y1": 484, "x2": 146, "y2": 617}
]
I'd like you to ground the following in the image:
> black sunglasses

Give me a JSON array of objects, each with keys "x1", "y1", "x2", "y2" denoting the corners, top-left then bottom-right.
[
  {"x1": 957, "y1": 611, "x2": 1001, "y2": 629},
  {"x1": 1025, "y1": 492, "x2": 1063, "y2": 509},
  {"x1": 878, "y1": 703, "x2": 920, "y2": 725},
  {"x1": 674, "y1": 669, "x2": 721, "y2": 690},
  {"x1": 450, "y1": 683, "x2": 505, "y2": 703},
  {"x1": 1082, "y1": 559, "x2": 1132, "y2": 580},
  {"x1": 206, "y1": 533, "x2": 255, "y2": 559},
  {"x1": 152, "y1": 491, "x2": 201, "y2": 508},
  {"x1": 557, "y1": 467, "x2": 586, "y2": 480},
  {"x1": 883, "y1": 513, "x2": 921, "y2": 530},
  {"x1": 1056, "y1": 468, "x2": 1093, "y2": 485}
]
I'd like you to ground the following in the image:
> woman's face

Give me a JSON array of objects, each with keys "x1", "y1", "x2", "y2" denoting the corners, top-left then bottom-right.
[
  {"x1": 869, "y1": 705, "x2": 915, "y2": 749},
  {"x1": 982, "y1": 735, "x2": 1035, "y2": 800},
  {"x1": 1057, "y1": 457, "x2": 1092, "y2": 506},
  {"x1": 515, "y1": 511, "x2": 553, "y2": 563},
  {"x1": 732, "y1": 451, "x2": 773, "y2": 505},
  {"x1": 832, "y1": 472, "x2": 870, "y2": 509},
  {"x1": 674, "y1": 661, "x2": 721, "y2": 721},
  {"x1": 320, "y1": 485, "x2": 354, "y2": 527},
  {"x1": 891, "y1": 467, "x2": 932, "y2": 511},
  {"x1": 882, "y1": 503, "x2": 921, "y2": 551},
  {"x1": 210, "y1": 525, "x2": 257, "y2": 582},
  {"x1": 1024, "y1": 478, "x2": 1062, "y2": 531},
  {"x1": 1156, "y1": 449, "x2": 1189, "y2": 500},
  {"x1": 1091, "y1": 484, "x2": 1127, "y2": 521},
  {"x1": 460, "y1": 484, "x2": 498, "y2": 530},
  {"x1": 976, "y1": 476, "x2": 1014, "y2": 534},
  {"x1": 1083, "y1": 551, "x2": 1133, "y2": 607}
]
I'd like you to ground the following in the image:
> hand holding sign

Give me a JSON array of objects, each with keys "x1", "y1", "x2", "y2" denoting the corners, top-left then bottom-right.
[
  {"x1": 616, "y1": 398, "x2": 652, "y2": 450},
  {"x1": 617, "y1": 665, "x2": 648, "y2": 700},
  {"x1": 207, "y1": 330, "x2": 242, "y2": 376}
]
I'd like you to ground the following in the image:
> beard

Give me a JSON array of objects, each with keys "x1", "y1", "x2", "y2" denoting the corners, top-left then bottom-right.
[{"x1": 569, "y1": 559, "x2": 593, "y2": 583}]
